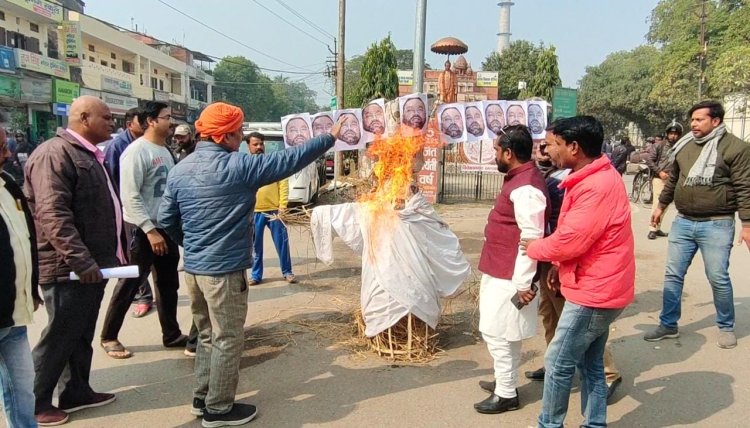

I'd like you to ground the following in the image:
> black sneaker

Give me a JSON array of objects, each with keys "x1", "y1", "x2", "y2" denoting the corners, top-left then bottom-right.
[
  {"x1": 647, "y1": 231, "x2": 657, "y2": 240},
  {"x1": 644, "y1": 325, "x2": 679, "y2": 341},
  {"x1": 202, "y1": 403, "x2": 258, "y2": 427},
  {"x1": 191, "y1": 397, "x2": 205, "y2": 417}
]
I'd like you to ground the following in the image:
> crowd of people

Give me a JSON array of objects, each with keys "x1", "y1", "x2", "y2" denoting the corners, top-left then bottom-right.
[{"x1": 1, "y1": 97, "x2": 749, "y2": 428}]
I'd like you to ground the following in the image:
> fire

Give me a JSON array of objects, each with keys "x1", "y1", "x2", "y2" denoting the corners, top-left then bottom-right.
[{"x1": 358, "y1": 125, "x2": 425, "y2": 216}]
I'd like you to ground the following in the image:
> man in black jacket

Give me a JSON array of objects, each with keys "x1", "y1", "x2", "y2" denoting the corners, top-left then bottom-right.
[
  {"x1": 645, "y1": 121, "x2": 683, "y2": 239},
  {"x1": 0, "y1": 115, "x2": 42, "y2": 427}
]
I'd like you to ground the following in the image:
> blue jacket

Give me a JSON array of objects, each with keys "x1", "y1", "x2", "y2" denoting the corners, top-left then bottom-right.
[
  {"x1": 103, "y1": 130, "x2": 136, "y2": 188},
  {"x1": 158, "y1": 134, "x2": 334, "y2": 275}
]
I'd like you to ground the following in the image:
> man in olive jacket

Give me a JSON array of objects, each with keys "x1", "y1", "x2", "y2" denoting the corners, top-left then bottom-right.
[
  {"x1": 24, "y1": 96, "x2": 123, "y2": 426},
  {"x1": 646, "y1": 100, "x2": 750, "y2": 350}
]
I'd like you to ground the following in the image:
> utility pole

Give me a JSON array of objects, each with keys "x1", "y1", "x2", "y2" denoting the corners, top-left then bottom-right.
[
  {"x1": 334, "y1": 0, "x2": 346, "y2": 190},
  {"x1": 412, "y1": 0, "x2": 427, "y2": 94},
  {"x1": 697, "y1": 0, "x2": 708, "y2": 100}
]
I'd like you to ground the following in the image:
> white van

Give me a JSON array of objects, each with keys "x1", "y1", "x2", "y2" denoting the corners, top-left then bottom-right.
[{"x1": 241, "y1": 122, "x2": 325, "y2": 205}]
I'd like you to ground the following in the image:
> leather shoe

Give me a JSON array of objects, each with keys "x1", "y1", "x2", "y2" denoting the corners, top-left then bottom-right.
[
  {"x1": 36, "y1": 407, "x2": 69, "y2": 426},
  {"x1": 524, "y1": 367, "x2": 545, "y2": 381},
  {"x1": 606, "y1": 377, "x2": 622, "y2": 404},
  {"x1": 478, "y1": 379, "x2": 495, "y2": 393},
  {"x1": 474, "y1": 393, "x2": 519, "y2": 414},
  {"x1": 655, "y1": 230, "x2": 668, "y2": 237},
  {"x1": 59, "y1": 392, "x2": 115, "y2": 413},
  {"x1": 647, "y1": 231, "x2": 657, "y2": 240}
]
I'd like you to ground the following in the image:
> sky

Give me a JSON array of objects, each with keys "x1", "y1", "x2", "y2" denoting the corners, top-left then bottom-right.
[{"x1": 85, "y1": 0, "x2": 660, "y2": 106}]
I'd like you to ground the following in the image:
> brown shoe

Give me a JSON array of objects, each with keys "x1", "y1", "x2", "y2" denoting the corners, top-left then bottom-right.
[
  {"x1": 59, "y1": 392, "x2": 116, "y2": 413},
  {"x1": 36, "y1": 407, "x2": 69, "y2": 426},
  {"x1": 285, "y1": 274, "x2": 297, "y2": 284},
  {"x1": 249, "y1": 279, "x2": 259, "y2": 286}
]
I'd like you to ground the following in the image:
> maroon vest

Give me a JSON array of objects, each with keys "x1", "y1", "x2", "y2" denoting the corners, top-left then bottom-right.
[{"x1": 478, "y1": 162, "x2": 550, "y2": 280}]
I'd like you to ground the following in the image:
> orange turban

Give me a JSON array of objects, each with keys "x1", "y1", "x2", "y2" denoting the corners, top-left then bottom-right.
[{"x1": 195, "y1": 102, "x2": 245, "y2": 143}]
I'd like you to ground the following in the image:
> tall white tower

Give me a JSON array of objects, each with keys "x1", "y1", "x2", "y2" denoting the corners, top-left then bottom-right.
[{"x1": 497, "y1": 1, "x2": 514, "y2": 54}]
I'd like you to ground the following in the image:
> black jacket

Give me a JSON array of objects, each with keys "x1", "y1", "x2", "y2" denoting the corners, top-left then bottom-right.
[{"x1": 0, "y1": 171, "x2": 40, "y2": 328}]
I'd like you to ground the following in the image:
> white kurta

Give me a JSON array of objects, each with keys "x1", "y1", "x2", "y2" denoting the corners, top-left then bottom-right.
[
  {"x1": 311, "y1": 192, "x2": 471, "y2": 337},
  {"x1": 478, "y1": 184, "x2": 547, "y2": 341}
]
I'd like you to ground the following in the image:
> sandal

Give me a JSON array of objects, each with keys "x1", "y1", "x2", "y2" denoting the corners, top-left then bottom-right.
[{"x1": 101, "y1": 341, "x2": 132, "y2": 359}]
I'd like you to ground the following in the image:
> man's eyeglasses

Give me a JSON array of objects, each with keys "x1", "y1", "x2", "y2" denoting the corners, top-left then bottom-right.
[{"x1": 157, "y1": 115, "x2": 173, "y2": 121}]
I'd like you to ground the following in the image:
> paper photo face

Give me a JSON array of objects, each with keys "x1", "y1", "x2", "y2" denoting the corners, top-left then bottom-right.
[
  {"x1": 333, "y1": 109, "x2": 365, "y2": 151},
  {"x1": 527, "y1": 101, "x2": 547, "y2": 138},
  {"x1": 282, "y1": 113, "x2": 312, "y2": 148},
  {"x1": 464, "y1": 101, "x2": 486, "y2": 142},
  {"x1": 362, "y1": 98, "x2": 386, "y2": 142},
  {"x1": 437, "y1": 103, "x2": 467, "y2": 144},
  {"x1": 506, "y1": 101, "x2": 528, "y2": 127},
  {"x1": 399, "y1": 93, "x2": 428, "y2": 132},
  {"x1": 311, "y1": 112, "x2": 335, "y2": 138},
  {"x1": 483, "y1": 100, "x2": 506, "y2": 141}
]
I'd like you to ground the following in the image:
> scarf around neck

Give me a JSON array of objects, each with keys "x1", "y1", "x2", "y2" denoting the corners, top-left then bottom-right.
[{"x1": 666, "y1": 123, "x2": 726, "y2": 187}]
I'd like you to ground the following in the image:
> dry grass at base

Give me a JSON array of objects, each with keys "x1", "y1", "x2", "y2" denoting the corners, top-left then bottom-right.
[
  {"x1": 264, "y1": 205, "x2": 313, "y2": 227},
  {"x1": 354, "y1": 311, "x2": 440, "y2": 363},
  {"x1": 318, "y1": 176, "x2": 375, "y2": 204}
]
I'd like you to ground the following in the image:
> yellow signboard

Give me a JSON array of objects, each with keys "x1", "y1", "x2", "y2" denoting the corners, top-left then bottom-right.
[
  {"x1": 6, "y1": 0, "x2": 64, "y2": 22},
  {"x1": 397, "y1": 70, "x2": 414, "y2": 86},
  {"x1": 15, "y1": 49, "x2": 70, "y2": 80},
  {"x1": 62, "y1": 21, "x2": 82, "y2": 65},
  {"x1": 476, "y1": 71, "x2": 499, "y2": 88}
]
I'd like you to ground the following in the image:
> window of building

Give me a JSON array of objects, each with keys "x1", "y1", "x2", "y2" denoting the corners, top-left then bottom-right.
[
  {"x1": 110, "y1": 52, "x2": 116, "y2": 60},
  {"x1": 89, "y1": 56, "x2": 95, "y2": 62},
  {"x1": 122, "y1": 60, "x2": 134, "y2": 74},
  {"x1": 159, "y1": 80, "x2": 164, "y2": 91},
  {"x1": 47, "y1": 30, "x2": 59, "y2": 59},
  {"x1": 0, "y1": 28, "x2": 6, "y2": 47},
  {"x1": 0, "y1": 11, "x2": 5, "y2": 21},
  {"x1": 29, "y1": 23, "x2": 39, "y2": 33},
  {"x1": 88, "y1": 44, "x2": 95, "y2": 52},
  {"x1": 101, "y1": 60, "x2": 108, "y2": 66},
  {"x1": 111, "y1": 64, "x2": 116, "y2": 70},
  {"x1": 153, "y1": 68, "x2": 158, "y2": 74},
  {"x1": 26, "y1": 37, "x2": 40, "y2": 54},
  {"x1": 151, "y1": 77, "x2": 158, "y2": 89}
]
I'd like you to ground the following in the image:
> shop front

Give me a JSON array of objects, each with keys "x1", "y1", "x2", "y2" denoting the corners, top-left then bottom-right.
[{"x1": 101, "y1": 91, "x2": 138, "y2": 130}]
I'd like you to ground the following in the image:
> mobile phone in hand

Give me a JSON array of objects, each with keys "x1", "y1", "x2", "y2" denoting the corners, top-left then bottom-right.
[{"x1": 510, "y1": 283, "x2": 538, "y2": 310}]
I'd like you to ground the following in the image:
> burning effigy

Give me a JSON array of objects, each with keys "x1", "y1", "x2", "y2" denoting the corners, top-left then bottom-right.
[{"x1": 310, "y1": 125, "x2": 471, "y2": 360}]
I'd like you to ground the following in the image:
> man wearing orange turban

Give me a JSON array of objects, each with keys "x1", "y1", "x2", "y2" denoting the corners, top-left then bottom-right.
[
  {"x1": 159, "y1": 102, "x2": 347, "y2": 426},
  {"x1": 194, "y1": 102, "x2": 245, "y2": 145}
]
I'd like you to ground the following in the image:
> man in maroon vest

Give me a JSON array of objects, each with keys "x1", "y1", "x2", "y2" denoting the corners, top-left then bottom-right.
[{"x1": 474, "y1": 125, "x2": 550, "y2": 414}]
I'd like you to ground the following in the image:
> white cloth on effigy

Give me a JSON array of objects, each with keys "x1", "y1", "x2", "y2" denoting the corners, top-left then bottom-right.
[{"x1": 311, "y1": 191, "x2": 471, "y2": 337}]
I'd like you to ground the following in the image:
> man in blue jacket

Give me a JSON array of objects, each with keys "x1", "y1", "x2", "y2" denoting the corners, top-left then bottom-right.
[{"x1": 159, "y1": 102, "x2": 345, "y2": 427}]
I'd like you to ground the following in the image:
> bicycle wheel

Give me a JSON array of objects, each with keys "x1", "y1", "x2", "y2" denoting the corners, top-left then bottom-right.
[
  {"x1": 630, "y1": 173, "x2": 643, "y2": 203},
  {"x1": 639, "y1": 178, "x2": 653, "y2": 206}
]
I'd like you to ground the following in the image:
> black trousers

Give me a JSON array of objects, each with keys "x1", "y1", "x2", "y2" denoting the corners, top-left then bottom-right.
[
  {"x1": 100, "y1": 223, "x2": 183, "y2": 344},
  {"x1": 33, "y1": 281, "x2": 106, "y2": 412}
]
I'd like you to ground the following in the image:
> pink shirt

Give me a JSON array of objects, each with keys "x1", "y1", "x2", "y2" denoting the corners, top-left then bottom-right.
[{"x1": 66, "y1": 129, "x2": 126, "y2": 265}]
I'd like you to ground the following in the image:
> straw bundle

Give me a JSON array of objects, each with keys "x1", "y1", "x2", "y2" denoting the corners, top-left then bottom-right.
[
  {"x1": 354, "y1": 310, "x2": 440, "y2": 362},
  {"x1": 264, "y1": 205, "x2": 312, "y2": 227}
]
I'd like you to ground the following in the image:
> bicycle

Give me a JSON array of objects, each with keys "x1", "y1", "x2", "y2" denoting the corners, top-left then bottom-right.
[{"x1": 629, "y1": 164, "x2": 653, "y2": 206}]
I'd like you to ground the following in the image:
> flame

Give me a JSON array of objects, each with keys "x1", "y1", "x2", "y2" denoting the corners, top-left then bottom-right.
[{"x1": 359, "y1": 125, "x2": 424, "y2": 215}]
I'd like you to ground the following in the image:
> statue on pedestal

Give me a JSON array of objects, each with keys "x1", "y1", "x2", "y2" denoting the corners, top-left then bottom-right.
[{"x1": 438, "y1": 60, "x2": 458, "y2": 104}]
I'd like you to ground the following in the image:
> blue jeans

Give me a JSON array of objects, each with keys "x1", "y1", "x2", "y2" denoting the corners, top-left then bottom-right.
[
  {"x1": 659, "y1": 215, "x2": 735, "y2": 331},
  {"x1": 538, "y1": 302, "x2": 623, "y2": 428},
  {"x1": 0, "y1": 326, "x2": 37, "y2": 427},
  {"x1": 251, "y1": 211, "x2": 293, "y2": 281}
]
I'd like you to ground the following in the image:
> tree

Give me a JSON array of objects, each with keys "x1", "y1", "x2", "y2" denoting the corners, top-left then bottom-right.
[
  {"x1": 269, "y1": 75, "x2": 320, "y2": 118},
  {"x1": 352, "y1": 35, "x2": 399, "y2": 107},
  {"x1": 578, "y1": 46, "x2": 675, "y2": 136},
  {"x1": 481, "y1": 40, "x2": 543, "y2": 99},
  {"x1": 343, "y1": 55, "x2": 365, "y2": 108},
  {"x1": 528, "y1": 45, "x2": 561, "y2": 101},
  {"x1": 393, "y1": 48, "x2": 431, "y2": 70},
  {"x1": 213, "y1": 56, "x2": 275, "y2": 121}
]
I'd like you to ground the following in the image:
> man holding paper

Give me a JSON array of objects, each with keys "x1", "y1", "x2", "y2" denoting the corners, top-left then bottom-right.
[{"x1": 24, "y1": 96, "x2": 122, "y2": 426}]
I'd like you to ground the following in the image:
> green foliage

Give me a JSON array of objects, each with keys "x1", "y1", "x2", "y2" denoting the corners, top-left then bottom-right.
[
  {"x1": 352, "y1": 35, "x2": 399, "y2": 107},
  {"x1": 579, "y1": 0, "x2": 750, "y2": 135},
  {"x1": 481, "y1": 40, "x2": 544, "y2": 99},
  {"x1": 393, "y1": 49, "x2": 431, "y2": 70},
  {"x1": 343, "y1": 55, "x2": 365, "y2": 109},
  {"x1": 578, "y1": 46, "x2": 675, "y2": 135},
  {"x1": 213, "y1": 56, "x2": 319, "y2": 121},
  {"x1": 528, "y1": 45, "x2": 562, "y2": 101}
]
